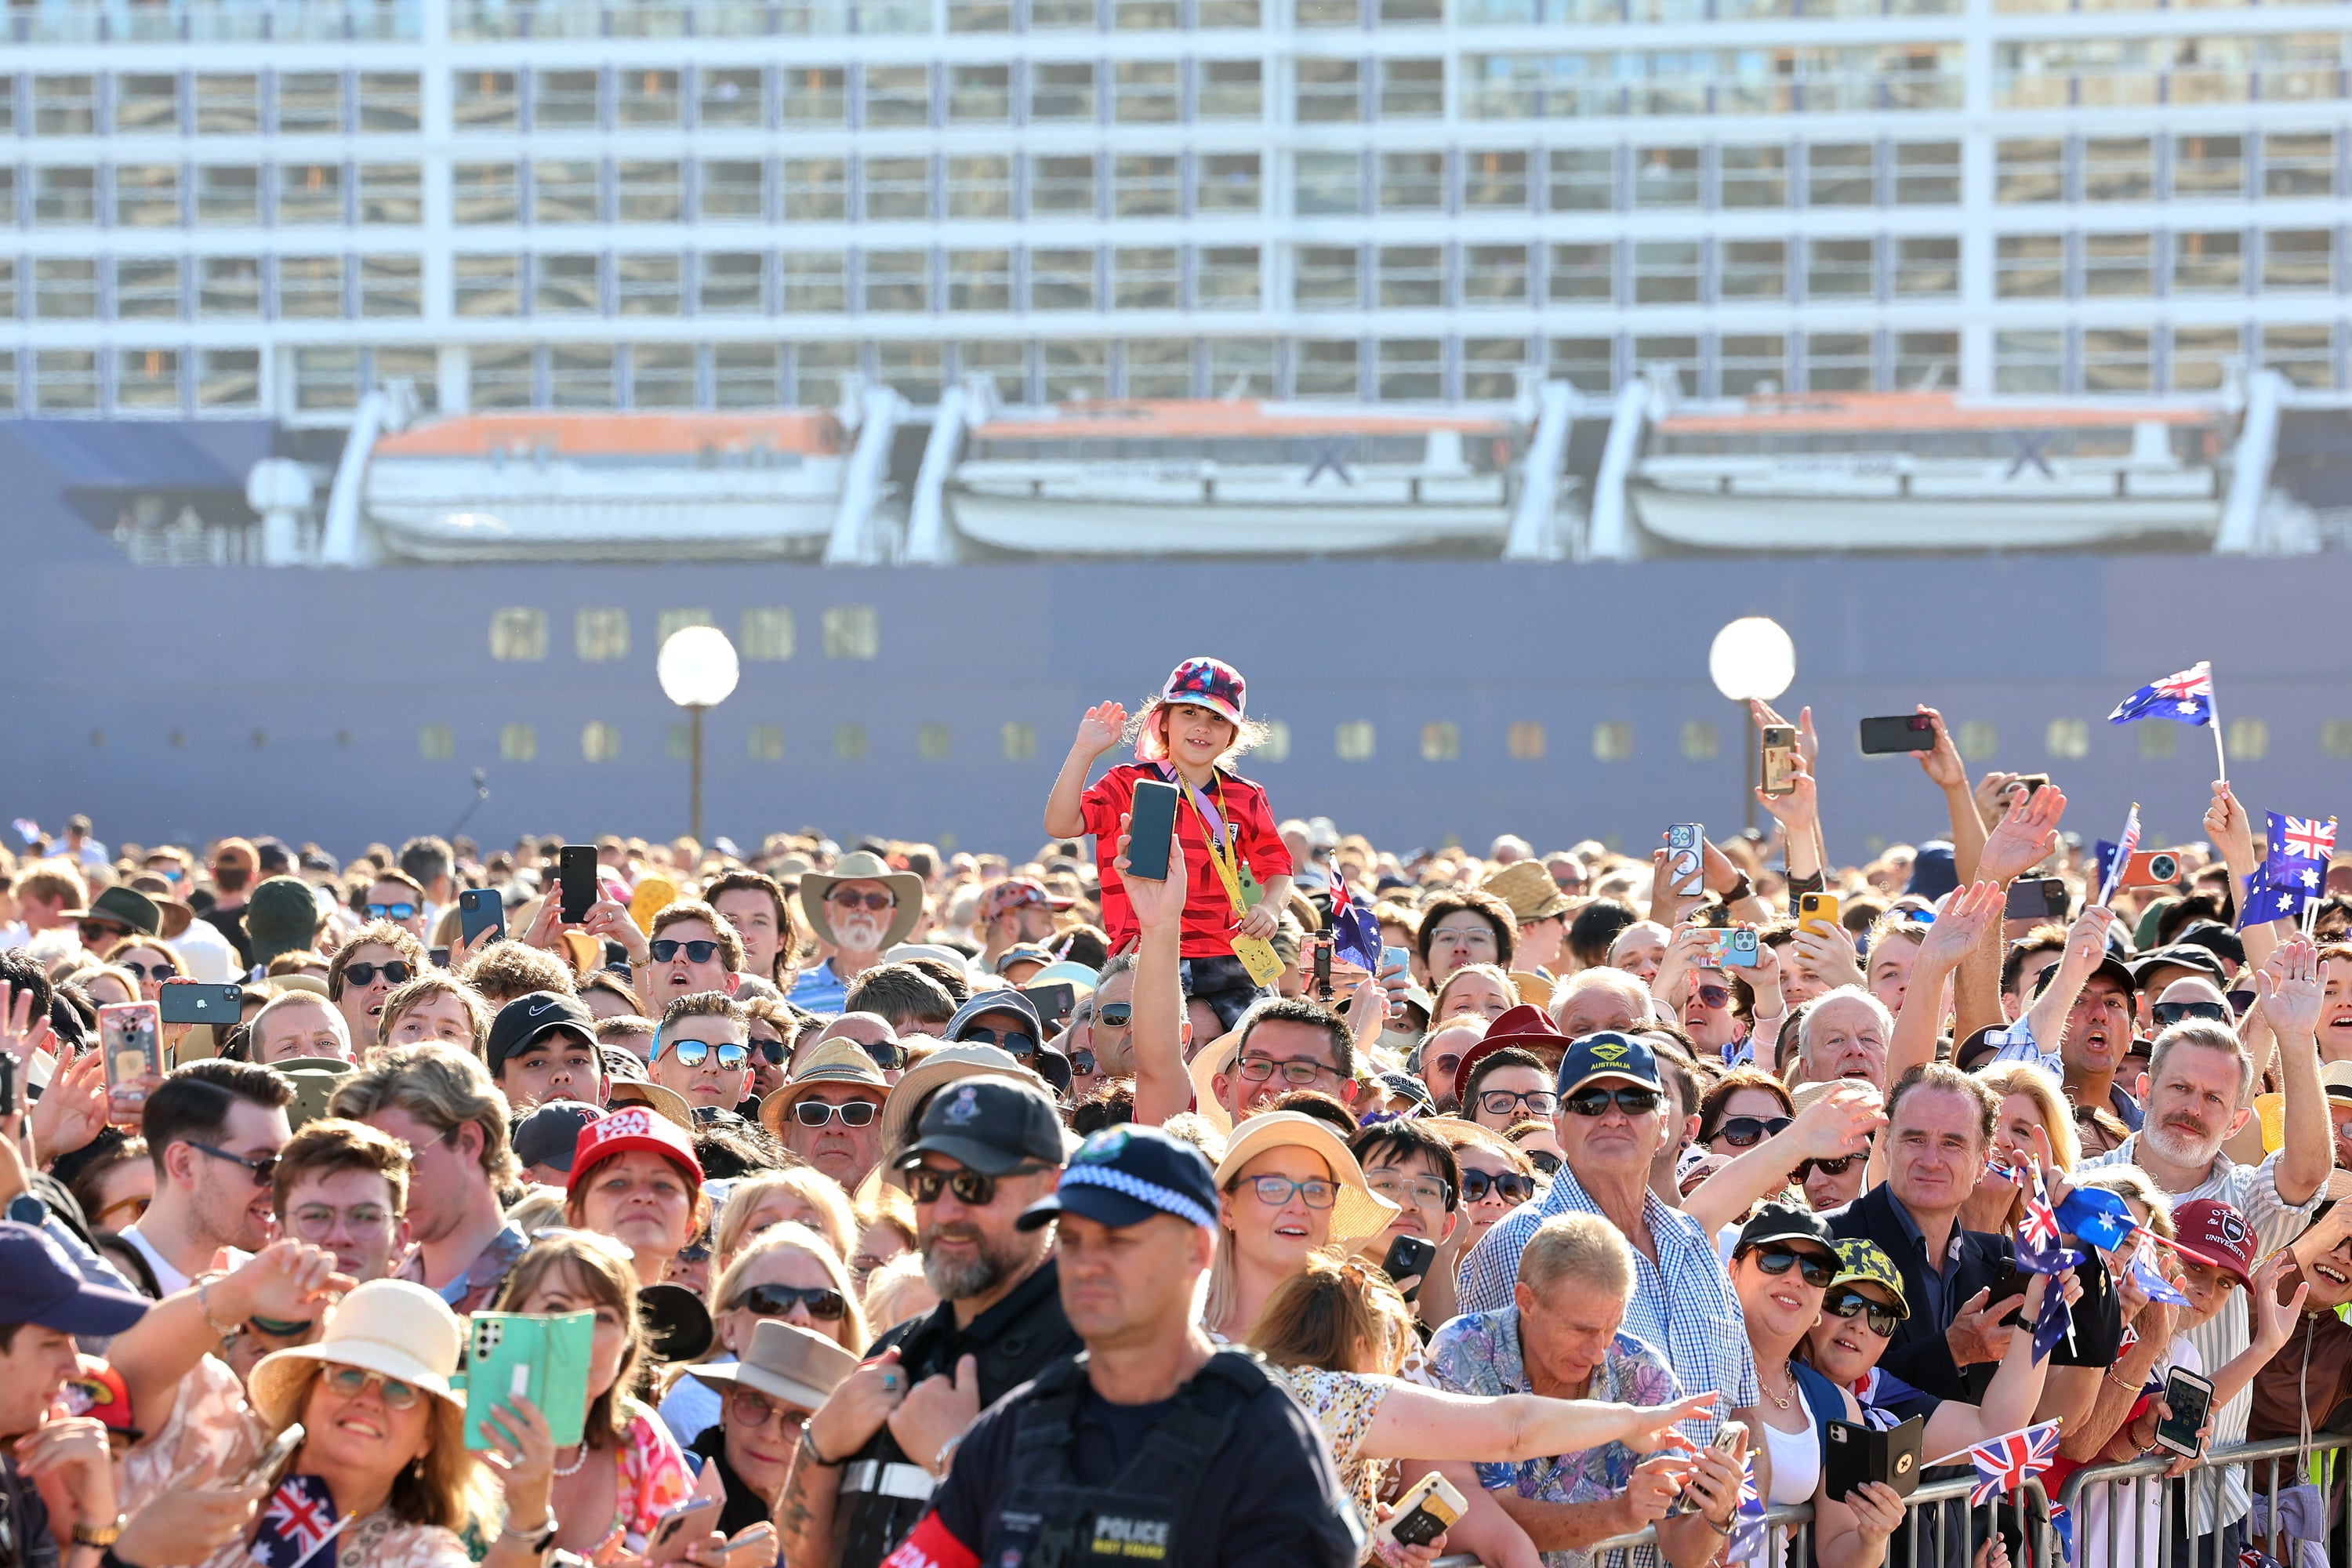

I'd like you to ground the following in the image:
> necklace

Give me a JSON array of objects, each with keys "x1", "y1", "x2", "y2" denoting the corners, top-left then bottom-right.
[
  {"x1": 554, "y1": 1443, "x2": 590, "y2": 1478},
  {"x1": 1761, "y1": 1360, "x2": 1795, "y2": 1412}
]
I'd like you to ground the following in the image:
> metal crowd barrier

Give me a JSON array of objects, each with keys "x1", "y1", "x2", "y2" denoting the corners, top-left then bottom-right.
[{"x1": 1426, "y1": 1434, "x2": 2352, "y2": 1568}]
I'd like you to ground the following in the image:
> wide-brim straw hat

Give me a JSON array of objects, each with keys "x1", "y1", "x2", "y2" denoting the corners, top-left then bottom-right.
[
  {"x1": 1187, "y1": 1031, "x2": 1242, "y2": 1134},
  {"x1": 247, "y1": 1279, "x2": 464, "y2": 1429},
  {"x1": 1210, "y1": 1111, "x2": 1398, "y2": 1252}
]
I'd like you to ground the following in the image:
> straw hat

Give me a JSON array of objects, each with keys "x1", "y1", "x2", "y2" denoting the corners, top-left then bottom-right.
[
  {"x1": 1186, "y1": 1031, "x2": 1242, "y2": 1134},
  {"x1": 1210, "y1": 1111, "x2": 1397, "y2": 1252},
  {"x1": 691, "y1": 1319, "x2": 860, "y2": 1414},
  {"x1": 759, "y1": 1036, "x2": 889, "y2": 1138},
  {"x1": 248, "y1": 1279, "x2": 464, "y2": 1428}
]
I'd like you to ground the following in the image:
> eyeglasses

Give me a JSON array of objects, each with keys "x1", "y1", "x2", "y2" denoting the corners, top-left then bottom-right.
[
  {"x1": 321, "y1": 1365, "x2": 423, "y2": 1410},
  {"x1": 1458, "y1": 1169, "x2": 1536, "y2": 1205},
  {"x1": 649, "y1": 938, "x2": 720, "y2": 965},
  {"x1": 119, "y1": 960, "x2": 175, "y2": 982},
  {"x1": 289, "y1": 1204, "x2": 392, "y2": 1240},
  {"x1": 827, "y1": 890, "x2": 895, "y2": 913},
  {"x1": 1243, "y1": 1174, "x2": 1338, "y2": 1209},
  {"x1": 1821, "y1": 1288, "x2": 1904, "y2": 1338},
  {"x1": 1366, "y1": 1171, "x2": 1453, "y2": 1208},
  {"x1": 365, "y1": 903, "x2": 418, "y2": 922},
  {"x1": 1749, "y1": 1245, "x2": 1837, "y2": 1288},
  {"x1": 2152, "y1": 1000, "x2": 2232, "y2": 1029},
  {"x1": 1523, "y1": 1149, "x2": 1562, "y2": 1175},
  {"x1": 958, "y1": 1026, "x2": 1037, "y2": 1058},
  {"x1": 1563, "y1": 1086, "x2": 1663, "y2": 1118},
  {"x1": 906, "y1": 1163, "x2": 1046, "y2": 1207},
  {"x1": 729, "y1": 1283, "x2": 847, "y2": 1322},
  {"x1": 662, "y1": 1039, "x2": 748, "y2": 1069},
  {"x1": 725, "y1": 1387, "x2": 805, "y2": 1429},
  {"x1": 791, "y1": 1099, "x2": 878, "y2": 1128},
  {"x1": 342, "y1": 961, "x2": 412, "y2": 989},
  {"x1": 188, "y1": 1142, "x2": 278, "y2": 1186},
  {"x1": 1477, "y1": 1088, "x2": 1559, "y2": 1118},
  {"x1": 1712, "y1": 1116, "x2": 1791, "y2": 1149},
  {"x1": 1690, "y1": 985, "x2": 1732, "y2": 1010},
  {"x1": 1235, "y1": 1056, "x2": 1338, "y2": 1087},
  {"x1": 79, "y1": 924, "x2": 130, "y2": 948},
  {"x1": 1096, "y1": 1004, "x2": 1133, "y2": 1029},
  {"x1": 1795, "y1": 1152, "x2": 1865, "y2": 1181},
  {"x1": 1428, "y1": 925, "x2": 1498, "y2": 949}
]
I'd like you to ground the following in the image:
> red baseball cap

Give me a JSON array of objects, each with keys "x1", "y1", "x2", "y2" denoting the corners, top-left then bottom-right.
[
  {"x1": 567, "y1": 1105, "x2": 703, "y2": 1196},
  {"x1": 978, "y1": 878, "x2": 1073, "y2": 922},
  {"x1": 2170, "y1": 1198, "x2": 2256, "y2": 1287}
]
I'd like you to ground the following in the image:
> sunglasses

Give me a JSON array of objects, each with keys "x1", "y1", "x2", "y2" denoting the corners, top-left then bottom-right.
[
  {"x1": 828, "y1": 890, "x2": 895, "y2": 913},
  {"x1": 1822, "y1": 1287, "x2": 1904, "y2": 1338},
  {"x1": 662, "y1": 1039, "x2": 747, "y2": 1069},
  {"x1": 1524, "y1": 1149, "x2": 1562, "y2": 1175},
  {"x1": 1072, "y1": 1048, "x2": 1097, "y2": 1075},
  {"x1": 791, "y1": 1099, "x2": 878, "y2": 1127},
  {"x1": 120, "y1": 960, "x2": 175, "y2": 981},
  {"x1": 1712, "y1": 1116, "x2": 1791, "y2": 1149},
  {"x1": 2152, "y1": 1000, "x2": 2232, "y2": 1029},
  {"x1": 321, "y1": 1365, "x2": 423, "y2": 1410},
  {"x1": 1563, "y1": 1086, "x2": 1663, "y2": 1118},
  {"x1": 93, "y1": 1193, "x2": 150, "y2": 1229},
  {"x1": 960, "y1": 1026, "x2": 1037, "y2": 1058},
  {"x1": 2226, "y1": 989, "x2": 2256, "y2": 1017},
  {"x1": 1458, "y1": 1169, "x2": 1536, "y2": 1205},
  {"x1": 189, "y1": 1142, "x2": 277, "y2": 1185},
  {"x1": 1478, "y1": 1088, "x2": 1559, "y2": 1117},
  {"x1": 1690, "y1": 985, "x2": 1731, "y2": 1009},
  {"x1": 751, "y1": 1039, "x2": 788, "y2": 1065},
  {"x1": 343, "y1": 961, "x2": 412, "y2": 989},
  {"x1": 906, "y1": 1163, "x2": 1046, "y2": 1207},
  {"x1": 649, "y1": 938, "x2": 720, "y2": 965},
  {"x1": 725, "y1": 1386, "x2": 805, "y2": 1428},
  {"x1": 1749, "y1": 1244, "x2": 1837, "y2": 1288},
  {"x1": 79, "y1": 924, "x2": 130, "y2": 947},
  {"x1": 1096, "y1": 1004, "x2": 1133, "y2": 1029},
  {"x1": 730, "y1": 1283, "x2": 847, "y2": 1321},
  {"x1": 365, "y1": 902, "x2": 417, "y2": 921},
  {"x1": 862, "y1": 1040, "x2": 906, "y2": 1072},
  {"x1": 1795, "y1": 1152, "x2": 1864, "y2": 1181}
]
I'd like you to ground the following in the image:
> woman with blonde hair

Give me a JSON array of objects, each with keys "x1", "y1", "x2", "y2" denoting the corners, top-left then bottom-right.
[
  {"x1": 711, "y1": 1167, "x2": 857, "y2": 1272},
  {"x1": 1203, "y1": 1112, "x2": 1399, "y2": 1341},
  {"x1": 1960, "y1": 1062, "x2": 2082, "y2": 1234},
  {"x1": 1432, "y1": 963, "x2": 1518, "y2": 1025},
  {"x1": 862, "y1": 1253, "x2": 940, "y2": 1332},
  {"x1": 659, "y1": 1222, "x2": 869, "y2": 1445},
  {"x1": 849, "y1": 1186, "x2": 918, "y2": 1291}
]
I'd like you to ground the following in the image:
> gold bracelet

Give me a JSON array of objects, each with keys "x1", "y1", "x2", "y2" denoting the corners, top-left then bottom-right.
[{"x1": 196, "y1": 1276, "x2": 239, "y2": 1340}]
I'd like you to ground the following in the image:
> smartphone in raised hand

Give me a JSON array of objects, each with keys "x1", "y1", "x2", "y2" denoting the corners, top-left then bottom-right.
[
  {"x1": 1124, "y1": 781, "x2": 1180, "y2": 881},
  {"x1": 557, "y1": 845, "x2": 599, "y2": 923}
]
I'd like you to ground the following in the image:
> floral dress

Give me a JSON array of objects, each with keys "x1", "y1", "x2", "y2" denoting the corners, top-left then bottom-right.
[
  {"x1": 600, "y1": 1399, "x2": 698, "y2": 1556},
  {"x1": 1271, "y1": 1364, "x2": 1391, "y2": 1533}
]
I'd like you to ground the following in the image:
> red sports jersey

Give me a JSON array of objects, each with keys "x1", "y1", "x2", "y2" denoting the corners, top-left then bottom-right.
[{"x1": 1080, "y1": 763, "x2": 1294, "y2": 958}]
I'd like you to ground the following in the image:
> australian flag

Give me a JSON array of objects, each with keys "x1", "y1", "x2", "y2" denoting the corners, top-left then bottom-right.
[
  {"x1": 2130, "y1": 1232, "x2": 2189, "y2": 1306},
  {"x1": 1965, "y1": 1421, "x2": 2063, "y2": 1507},
  {"x1": 2109, "y1": 662, "x2": 2215, "y2": 728},
  {"x1": 1327, "y1": 870, "x2": 1381, "y2": 973},
  {"x1": 250, "y1": 1474, "x2": 341, "y2": 1568},
  {"x1": 2241, "y1": 811, "x2": 2338, "y2": 929},
  {"x1": 2055, "y1": 1185, "x2": 2139, "y2": 1254},
  {"x1": 1726, "y1": 1456, "x2": 1766, "y2": 1564},
  {"x1": 2096, "y1": 805, "x2": 2142, "y2": 906}
]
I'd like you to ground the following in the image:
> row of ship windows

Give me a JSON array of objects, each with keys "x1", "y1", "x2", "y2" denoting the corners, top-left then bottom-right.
[
  {"x1": 13, "y1": 233, "x2": 2343, "y2": 322},
  {"x1": 13, "y1": 321, "x2": 2347, "y2": 418}
]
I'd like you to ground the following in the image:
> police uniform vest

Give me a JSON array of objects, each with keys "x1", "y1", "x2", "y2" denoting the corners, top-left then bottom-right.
[{"x1": 976, "y1": 1348, "x2": 1269, "y2": 1568}]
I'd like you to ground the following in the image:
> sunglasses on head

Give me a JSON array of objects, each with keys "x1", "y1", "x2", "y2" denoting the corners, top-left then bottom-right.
[
  {"x1": 1563, "y1": 1085, "x2": 1663, "y2": 1118},
  {"x1": 1096, "y1": 1004, "x2": 1132, "y2": 1029},
  {"x1": 343, "y1": 961, "x2": 412, "y2": 989},
  {"x1": 906, "y1": 1163, "x2": 1045, "y2": 1207},
  {"x1": 365, "y1": 902, "x2": 417, "y2": 921},
  {"x1": 1712, "y1": 1115, "x2": 1791, "y2": 1149},
  {"x1": 662, "y1": 1039, "x2": 748, "y2": 1069},
  {"x1": 2153, "y1": 1000, "x2": 2232, "y2": 1029},
  {"x1": 792, "y1": 1099, "x2": 878, "y2": 1127},
  {"x1": 650, "y1": 938, "x2": 720, "y2": 965},
  {"x1": 1822, "y1": 1287, "x2": 1904, "y2": 1338},
  {"x1": 730, "y1": 1283, "x2": 847, "y2": 1322},
  {"x1": 1459, "y1": 1168, "x2": 1537, "y2": 1204},
  {"x1": 1748, "y1": 1244, "x2": 1837, "y2": 1288},
  {"x1": 828, "y1": 890, "x2": 895, "y2": 913}
]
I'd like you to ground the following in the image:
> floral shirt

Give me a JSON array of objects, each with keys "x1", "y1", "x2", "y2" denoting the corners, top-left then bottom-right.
[
  {"x1": 1271, "y1": 1367, "x2": 1390, "y2": 1541},
  {"x1": 607, "y1": 1400, "x2": 698, "y2": 1555},
  {"x1": 1421, "y1": 1308, "x2": 1679, "y2": 1568}
]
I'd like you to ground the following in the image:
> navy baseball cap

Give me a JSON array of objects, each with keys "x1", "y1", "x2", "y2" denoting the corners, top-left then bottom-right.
[
  {"x1": 1555, "y1": 1030, "x2": 1664, "y2": 1097},
  {"x1": 0, "y1": 1222, "x2": 151, "y2": 1335},
  {"x1": 514, "y1": 1099, "x2": 604, "y2": 1172},
  {"x1": 1018, "y1": 1126, "x2": 1218, "y2": 1232},
  {"x1": 488, "y1": 991, "x2": 598, "y2": 1078},
  {"x1": 898, "y1": 1074, "x2": 1067, "y2": 1176}
]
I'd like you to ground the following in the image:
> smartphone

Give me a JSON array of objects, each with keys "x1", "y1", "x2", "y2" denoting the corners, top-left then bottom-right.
[
  {"x1": 647, "y1": 1496, "x2": 724, "y2": 1564},
  {"x1": 158, "y1": 980, "x2": 241, "y2": 1025},
  {"x1": 2123, "y1": 850, "x2": 2182, "y2": 888},
  {"x1": 1381, "y1": 1235, "x2": 1437, "y2": 1303},
  {"x1": 2016, "y1": 773, "x2": 2052, "y2": 797},
  {"x1": 1759, "y1": 724, "x2": 1798, "y2": 797},
  {"x1": 1381, "y1": 944, "x2": 1411, "y2": 978},
  {"x1": 1700, "y1": 927, "x2": 1761, "y2": 968},
  {"x1": 1374, "y1": 1470, "x2": 1466, "y2": 1550},
  {"x1": 98, "y1": 1002, "x2": 162, "y2": 1106},
  {"x1": 1984, "y1": 1262, "x2": 2030, "y2": 1329},
  {"x1": 2154, "y1": 1368, "x2": 2215, "y2": 1458},
  {"x1": 1798, "y1": 892, "x2": 1841, "y2": 938},
  {"x1": 1019, "y1": 982, "x2": 1077, "y2": 1032},
  {"x1": 1666, "y1": 1420, "x2": 1748, "y2": 1515},
  {"x1": 557, "y1": 845, "x2": 599, "y2": 923},
  {"x1": 2005, "y1": 877, "x2": 2070, "y2": 921},
  {"x1": 1857, "y1": 714, "x2": 1936, "y2": 755},
  {"x1": 459, "y1": 887, "x2": 506, "y2": 946},
  {"x1": 1825, "y1": 1415, "x2": 1924, "y2": 1504},
  {"x1": 1124, "y1": 780, "x2": 1181, "y2": 882},
  {"x1": 1312, "y1": 938, "x2": 1333, "y2": 1000},
  {"x1": 464, "y1": 1311, "x2": 596, "y2": 1450},
  {"x1": 234, "y1": 1422, "x2": 307, "y2": 1490},
  {"x1": 0, "y1": 1052, "x2": 17, "y2": 1120},
  {"x1": 1666, "y1": 824, "x2": 1704, "y2": 899}
]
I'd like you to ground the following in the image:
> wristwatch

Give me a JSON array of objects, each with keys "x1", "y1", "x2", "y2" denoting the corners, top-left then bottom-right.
[
  {"x1": 8, "y1": 1193, "x2": 46, "y2": 1228},
  {"x1": 72, "y1": 1517, "x2": 124, "y2": 1548}
]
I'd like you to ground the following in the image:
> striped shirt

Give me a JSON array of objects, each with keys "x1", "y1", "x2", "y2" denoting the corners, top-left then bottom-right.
[
  {"x1": 2074, "y1": 1138, "x2": 2320, "y2": 1529},
  {"x1": 1457, "y1": 1165, "x2": 1759, "y2": 1436}
]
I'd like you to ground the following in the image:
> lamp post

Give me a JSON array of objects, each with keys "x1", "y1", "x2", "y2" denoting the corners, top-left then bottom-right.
[
  {"x1": 1707, "y1": 616, "x2": 1795, "y2": 836},
  {"x1": 658, "y1": 625, "x2": 740, "y2": 845}
]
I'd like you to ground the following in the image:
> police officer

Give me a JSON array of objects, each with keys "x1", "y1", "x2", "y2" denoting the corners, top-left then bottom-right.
[
  {"x1": 883, "y1": 1125, "x2": 1361, "y2": 1568},
  {"x1": 784, "y1": 1075, "x2": 1080, "y2": 1568}
]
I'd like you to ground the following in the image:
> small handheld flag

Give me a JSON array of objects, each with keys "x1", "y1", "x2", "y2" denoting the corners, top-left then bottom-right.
[
  {"x1": 250, "y1": 1475, "x2": 343, "y2": 1568},
  {"x1": 2096, "y1": 804, "x2": 2141, "y2": 907},
  {"x1": 1327, "y1": 870, "x2": 1381, "y2": 973},
  {"x1": 2130, "y1": 1232, "x2": 2189, "y2": 1307},
  {"x1": 1963, "y1": 1421, "x2": 2063, "y2": 1507},
  {"x1": 2109, "y1": 662, "x2": 2213, "y2": 728},
  {"x1": 2055, "y1": 1185, "x2": 2138, "y2": 1254}
]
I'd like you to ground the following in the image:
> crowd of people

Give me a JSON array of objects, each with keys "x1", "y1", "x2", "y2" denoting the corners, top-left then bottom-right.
[{"x1": 0, "y1": 655, "x2": 2347, "y2": 1568}]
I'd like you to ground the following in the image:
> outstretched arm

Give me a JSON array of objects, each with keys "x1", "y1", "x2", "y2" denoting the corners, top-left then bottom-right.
[
  {"x1": 2205, "y1": 782, "x2": 2281, "y2": 977},
  {"x1": 1363, "y1": 1384, "x2": 1717, "y2": 1464},
  {"x1": 1045, "y1": 702, "x2": 1127, "y2": 839},
  {"x1": 1886, "y1": 880, "x2": 2002, "y2": 1087}
]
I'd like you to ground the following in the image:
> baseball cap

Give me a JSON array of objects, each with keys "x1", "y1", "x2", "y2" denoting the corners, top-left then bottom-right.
[
  {"x1": 2171, "y1": 1199, "x2": 2257, "y2": 1287},
  {"x1": 2129, "y1": 946, "x2": 2227, "y2": 986},
  {"x1": 1734, "y1": 1201, "x2": 1838, "y2": 1258},
  {"x1": 514, "y1": 1100, "x2": 605, "y2": 1172},
  {"x1": 1160, "y1": 656, "x2": 1248, "y2": 727},
  {"x1": 0, "y1": 1221, "x2": 151, "y2": 1335},
  {"x1": 2033, "y1": 952, "x2": 2137, "y2": 1001},
  {"x1": 978, "y1": 878, "x2": 1073, "y2": 924},
  {"x1": 895, "y1": 1074, "x2": 1067, "y2": 1177},
  {"x1": 1828, "y1": 1239, "x2": 1912, "y2": 1319},
  {"x1": 567, "y1": 1105, "x2": 702, "y2": 1196},
  {"x1": 1018, "y1": 1125, "x2": 1218, "y2": 1232},
  {"x1": 488, "y1": 992, "x2": 598, "y2": 1078},
  {"x1": 61, "y1": 1356, "x2": 137, "y2": 1438},
  {"x1": 1555, "y1": 1031, "x2": 1664, "y2": 1098}
]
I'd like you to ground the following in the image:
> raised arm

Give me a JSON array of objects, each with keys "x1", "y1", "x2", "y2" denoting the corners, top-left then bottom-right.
[
  {"x1": 1886, "y1": 880, "x2": 2002, "y2": 1087},
  {"x1": 2023, "y1": 906, "x2": 2117, "y2": 1051},
  {"x1": 1119, "y1": 811, "x2": 1193, "y2": 1126},
  {"x1": 1753, "y1": 699, "x2": 1826, "y2": 897},
  {"x1": 1685, "y1": 1083, "x2": 1884, "y2": 1233},
  {"x1": 2263, "y1": 937, "x2": 2328, "y2": 1206},
  {"x1": 103, "y1": 1242, "x2": 349, "y2": 1435},
  {"x1": 1044, "y1": 701, "x2": 1127, "y2": 839},
  {"x1": 1913, "y1": 708, "x2": 1988, "y2": 884},
  {"x1": 2205, "y1": 782, "x2": 2281, "y2": 977}
]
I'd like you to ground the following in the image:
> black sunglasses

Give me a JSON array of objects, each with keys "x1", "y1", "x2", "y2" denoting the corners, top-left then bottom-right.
[
  {"x1": 342, "y1": 961, "x2": 412, "y2": 989},
  {"x1": 1563, "y1": 1086, "x2": 1663, "y2": 1118},
  {"x1": 1822, "y1": 1287, "x2": 1904, "y2": 1338},
  {"x1": 120, "y1": 960, "x2": 176, "y2": 980},
  {"x1": 1712, "y1": 1115, "x2": 1791, "y2": 1149},
  {"x1": 863, "y1": 1040, "x2": 906, "y2": 1072},
  {"x1": 1072, "y1": 1048, "x2": 1097, "y2": 1075},
  {"x1": 2153, "y1": 1000, "x2": 2231, "y2": 1029},
  {"x1": 751, "y1": 1040, "x2": 787, "y2": 1065},
  {"x1": 906, "y1": 1163, "x2": 1047, "y2": 1207},
  {"x1": 1523, "y1": 1149, "x2": 1561, "y2": 1175},
  {"x1": 1795, "y1": 1152, "x2": 1865, "y2": 1181},
  {"x1": 1459, "y1": 1169, "x2": 1537, "y2": 1205},
  {"x1": 649, "y1": 938, "x2": 720, "y2": 965},
  {"x1": 959, "y1": 1026, "x2": 1036, "y2": 1058},
  {"x1": 729, "y1": 1283, "x2": 846, "y2": 1322},
  {"x1": 2225, "y1": 989, "x2": 2256, "y2": 1017},
  {"x1": 1748, "y1": 1244, "x2": 1837, "y2": 1288},
  {"x1": 189, "y1": 1142, "x2": 278, "y2": 1186}
]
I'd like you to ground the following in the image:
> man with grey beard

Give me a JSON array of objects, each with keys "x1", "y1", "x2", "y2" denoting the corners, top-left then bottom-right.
[{"x1": 780, "y1": 1075, "x2": 1076, "y2": 1568}]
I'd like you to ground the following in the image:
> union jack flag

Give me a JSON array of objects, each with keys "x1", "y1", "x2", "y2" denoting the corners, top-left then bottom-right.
[
  {"x1": 2278, "y1": 815, "x2": 2339, "y2": 863},
  {"x1": 250, "y1": 1474, "x2": 341, "y2": 1568},
  {"x1": 1984, "y1": 1156, "x2": 2029, "y2": 1188},
  {"x1": 2108, "y1": 662, "x2": 2215, "y2": 728},
  {"x1": 1965, "y1": 1421, "x2": 2063, "y2": 1507},
  {"x1": 2238, "y1": 1550, "x2": 2288, "y2": 1568},
  {"x1": 2015, "y1": 1167, "x2": 2082, "y2": 1277}
]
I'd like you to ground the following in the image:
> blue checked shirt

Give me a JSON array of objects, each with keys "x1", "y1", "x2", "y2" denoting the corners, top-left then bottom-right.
[{"x1": 1457, "y1": 1165, "x2": 1760, "y2": 1436}]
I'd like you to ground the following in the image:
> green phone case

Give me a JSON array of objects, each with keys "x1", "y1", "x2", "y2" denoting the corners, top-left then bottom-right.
[{"x1": 459, "y1": 1310, "x2": 595, "y2": 1450}]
